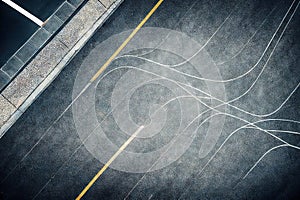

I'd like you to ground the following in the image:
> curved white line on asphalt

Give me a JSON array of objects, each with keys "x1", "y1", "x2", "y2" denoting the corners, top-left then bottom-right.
[{"x1": 118, "y1": 0, "x2": 297, "y2": 83}]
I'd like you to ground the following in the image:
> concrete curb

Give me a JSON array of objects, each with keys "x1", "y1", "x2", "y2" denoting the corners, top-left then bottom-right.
[
  {"x1": 0, "y1": 0, "x2": 86, "y2": 91},
  {"x1": 0, "y1": 0, "x2": 124, "y2": 138}
]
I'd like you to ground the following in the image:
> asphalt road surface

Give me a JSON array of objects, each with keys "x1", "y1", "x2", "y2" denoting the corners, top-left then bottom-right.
[{"x1": 1, "y1": 0, "x2": 300, "y2": 199}]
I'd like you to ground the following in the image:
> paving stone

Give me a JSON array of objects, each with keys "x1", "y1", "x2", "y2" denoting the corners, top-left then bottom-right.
[
  {"x1": 2, "y1": 38, "x2": 68, "y2": 107},
  {"x1": 55, "y1": 2, "x2": 75, "y2": 22},
  {"x1": 15, "y1": 40, "x2": 39, "y2": 64},
  {"x1": 2, "y1": 56, "x2": 24, "y2": 77},
  {"x1": 0, "y1": 70, "x2": 10, "y2": 91},
  {"x1": 43, "y1": 15, "x2": 63, "y2": 34},
  {"x1": 99, "y1": 0, "x2": 115, "y2": 8},
  {"x1": 31, "y1": 28, "x2": 51, "y2": 49},
  {"x1": 57, "y1": 0, "x2": 106, "y2": 48},
  {"x1": 29, "y1": 38, "x2": 68, "y2": 78},
  {"x1": 0, "y1": 95, "x2": 16, "y2": 127}
]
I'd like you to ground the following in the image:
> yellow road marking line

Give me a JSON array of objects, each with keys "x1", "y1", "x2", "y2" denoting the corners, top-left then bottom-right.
[
  {"x1": 76, "y1": 126, "x2": 144, "y2": 200},
  {"x1": 76, "y1": 0, "x2": 163, "y2": 198},
  {"x1": 90, "y1": 0, "x2": 164, "y2": 82}
]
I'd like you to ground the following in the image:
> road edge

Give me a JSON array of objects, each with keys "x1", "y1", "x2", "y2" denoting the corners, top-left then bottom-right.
[{"x1": 0, "y1": 0, "x2": 124, "y2": 138}]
